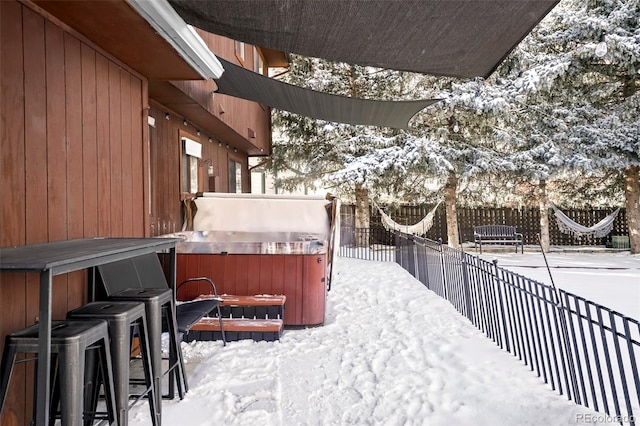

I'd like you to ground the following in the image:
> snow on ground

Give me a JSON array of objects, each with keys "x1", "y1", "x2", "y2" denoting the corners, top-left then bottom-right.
[
  {"x1": 477, "y1": 251, "x2": 640, "y2": 320},
  {"x1": 127, "y1": 256, "x2": 619, "y2": 426}
]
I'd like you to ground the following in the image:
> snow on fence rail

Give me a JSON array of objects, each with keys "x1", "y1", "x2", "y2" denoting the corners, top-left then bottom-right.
[{"x1": 393, "y1": 231, "x2": 639, "y2": 426}]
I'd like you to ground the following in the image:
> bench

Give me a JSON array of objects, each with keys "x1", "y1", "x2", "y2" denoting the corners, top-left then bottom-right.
[{"x1": 473, "y1": 225, "x2": 523, "y2": 254}]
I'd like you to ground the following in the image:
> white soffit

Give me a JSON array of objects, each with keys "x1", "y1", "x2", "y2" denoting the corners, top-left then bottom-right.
[{"x1": 127, "y1": 0, "x2": 225, "y2": 79}]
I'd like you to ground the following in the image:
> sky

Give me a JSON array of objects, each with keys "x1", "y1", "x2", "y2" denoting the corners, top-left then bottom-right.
[{"x1": 127, "y1": 252, "x2": 639, "y2": 426}]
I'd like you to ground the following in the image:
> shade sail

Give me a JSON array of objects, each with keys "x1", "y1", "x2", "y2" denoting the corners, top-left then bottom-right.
[
  {"x1": 169, "y1": 0, "x2": 559, "y2": 79},
  {"x1": 214, "y1": 58, "x2": 440, "y2": 129}
]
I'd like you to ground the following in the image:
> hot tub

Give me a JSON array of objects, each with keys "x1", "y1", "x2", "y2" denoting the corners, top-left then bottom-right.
[{"x1": 161, "y1": 194, "x2": 340, "y2": 326}]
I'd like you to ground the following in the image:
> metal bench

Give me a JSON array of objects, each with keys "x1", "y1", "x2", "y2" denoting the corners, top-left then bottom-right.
[{"x1": 473, "y1": 225, "x2": 523, "y2": 253}]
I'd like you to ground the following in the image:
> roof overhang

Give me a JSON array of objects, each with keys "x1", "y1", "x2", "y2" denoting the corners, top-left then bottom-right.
[
  {"x1": 259, "y1": 48, "x2": 290, "y2": 69},
  {"x1": 149, "y1": 81, "x2": 267, "y2": 156},
  {"x1": 127, "y1": 0, "x2": 224, "y2": 79},
  {"x1": 32, "y1": 0, "x2": 223, "y2": 80},
  {"x1": 168, "y1": 0, "x2": 559, "y2": 78}
]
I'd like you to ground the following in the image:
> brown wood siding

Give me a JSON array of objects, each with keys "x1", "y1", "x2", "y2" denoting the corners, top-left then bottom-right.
[
  {"x1": 302, "y1": 255, "x2": 327, "y2": 325},
  {"x1": 1, "y1": 3, "x2": 28, "y2": 425},
  {"x1": 148, "y1": 105, "x2": 254, "y2": 235},
  {"x1": 187, "y1": 29, "x2": 271, "y2": 154},
  {"x1": 96, "y1": 53, "x2": 112, "y2": 236},
  {"x1": 81, "y1": 44, "x2": 98, "y2": 238},
  {"x1": 149, "y1": 104, "x2": 181, "y2": 235},
  {"x1": 0, "y1": 2, "x2": 147, "y2": 424}
]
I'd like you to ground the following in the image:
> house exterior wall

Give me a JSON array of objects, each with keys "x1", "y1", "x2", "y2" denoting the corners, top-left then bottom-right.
[
  {"x1": 147, "y1": 32, "x2": 274, "y2": 235},
  {"x1": 0, "y1": 2, "x2": 279, "y2": 423},
  {"x1": 147, "y1": 104, "x2": 250, "y2": 236},
  {"x1": 0, "y1": 2, "x2": 147, "y2": 424},
  {"x1": 197, "y1": 30, "x2": 272, "y2": 154}
]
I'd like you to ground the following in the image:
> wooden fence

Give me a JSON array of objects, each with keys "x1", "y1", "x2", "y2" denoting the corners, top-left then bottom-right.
[{"x1": 340, "y1": 204, "x2": 628, "y2": 246}]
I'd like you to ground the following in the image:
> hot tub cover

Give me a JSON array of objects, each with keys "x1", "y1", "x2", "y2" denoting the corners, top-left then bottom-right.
[{"x1": 160, "y1": 230, "x2": 328, "y2": 255}]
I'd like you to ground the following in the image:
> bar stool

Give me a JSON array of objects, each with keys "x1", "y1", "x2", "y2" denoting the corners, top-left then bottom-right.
[
  {"x1": 0, "y1": 320, "x2": 117, "y2": 426},
  {"x1": 108, "y1": 289, "x2": 186, "y2": 401},
  {"x1": 66, "y1": 301, "x2": 159, "y2": 426},
  {"x1": 97, "y1": 257, "x2": 189, "y2": 408}
]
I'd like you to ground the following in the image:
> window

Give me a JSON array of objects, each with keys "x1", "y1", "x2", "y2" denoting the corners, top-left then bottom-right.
[
  {"x1": 235, "y1": 40, "x2": 245, "y2": 63},
  {"x1": 229, "y1": 159, "x2": 242, "y2": 193},
  {"x1": 253, "y1": 47, "x2": 264, "y2": 75},
  {"x1": 251, "y1": 170, "x2": 266, "y2": 194},
  {"x1": 182, "y1": 137, "x2": 202, "y2": 194}
]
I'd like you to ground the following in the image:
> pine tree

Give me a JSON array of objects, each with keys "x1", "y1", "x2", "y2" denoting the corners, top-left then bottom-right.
[{"x1": 502, "y1": 0, "x2": 640, "y2": 252}]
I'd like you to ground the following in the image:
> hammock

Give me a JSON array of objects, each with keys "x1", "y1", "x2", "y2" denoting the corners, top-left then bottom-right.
[
  {"x1": 551, "y1": 204, "x2": 621, "y2": 238},
  {"x1": 374, "y1": 201, "x2": 442, "y2": 235}
]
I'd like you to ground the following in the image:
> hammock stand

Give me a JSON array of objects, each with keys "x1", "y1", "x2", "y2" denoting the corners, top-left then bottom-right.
[
  {"x1": 373, "y1": 201, "x2": 442, "y2": 236},
  {"x1": 550, "y1": 204, "x2": 621, "y2": 239}
]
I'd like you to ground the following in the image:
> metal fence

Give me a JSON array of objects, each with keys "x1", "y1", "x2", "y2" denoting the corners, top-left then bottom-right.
[
  {"x1": 392, "y1": 231, "x2": 639, "y2": 425},
  {"x1": 339, "y1": 226, "x2": 396, "y2": 262}
]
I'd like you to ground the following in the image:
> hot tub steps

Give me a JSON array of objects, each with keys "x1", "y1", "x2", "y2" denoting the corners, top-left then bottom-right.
[
  {"x1": 220, "y1": 294, "x2": 286, "y2": 320},
  {"x1": 185, "y1": 318, "x2": 283, "y2": 342},
  {"x1": 187, "y1": 294, "x2": 286, "y2": 342},
  {"x1": 195, "y1": 294, "x2": 286, "y2": 320}
]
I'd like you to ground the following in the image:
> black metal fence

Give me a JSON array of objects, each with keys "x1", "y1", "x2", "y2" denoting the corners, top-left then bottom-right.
[
  {"x1": 339, "y1": 226, "x2": 396, "y2": 261},
  {"x1": 393, "y1": 231, "x2": 639, "y2": 425}
]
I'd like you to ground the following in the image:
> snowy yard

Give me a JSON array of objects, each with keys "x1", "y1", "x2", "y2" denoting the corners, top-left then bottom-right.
[
  {"x1": 477, "y1": 251, "x2": 639, "y2": 320},
  {"x1": 126, "y1": 255, "x2": 637, "y2": 426}
]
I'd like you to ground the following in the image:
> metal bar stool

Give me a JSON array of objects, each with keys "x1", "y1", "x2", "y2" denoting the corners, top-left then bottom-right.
[
  {"x1": 67, "y1": 301, "x2": 159, "y2": 426},
  {"x1": 96, "y1": 257, "x2": 186, "y2": 410},
  {"x1": 106, "y1": 289, "x2": 183, "y2": 413},
  {"x1": 96, "y1": 256, "x2": 191, "y2": 407},
  {"x1": 0, "y1": 320, "x2": 117, "y2": 426}
]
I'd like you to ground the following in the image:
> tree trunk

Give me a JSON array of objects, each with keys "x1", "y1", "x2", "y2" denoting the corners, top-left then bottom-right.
[
  {"x1": 355, "y1": 183, "x2": 370, "y2": 248},
  {"x1": 445, "y1": 171, "x2": 460, "y2": 248},
  {"x1": 624, "y1": 165, "x2": 640, "y2": 254},
  {"x1": 538, "y1": 179, "x2": 550, "y2": 253}
]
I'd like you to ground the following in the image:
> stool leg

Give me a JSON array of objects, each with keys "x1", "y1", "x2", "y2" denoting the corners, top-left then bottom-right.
[
  {"x1": 143, "y1": 301, "x2": 163, "y2": 422},
  {"x1": 82, "y1": 349, "x2": 101, "y2": 426},
  {"x1": 165, "y1": 304, "x2": 187, "y2": 399},
  {"x1": 110, "y1": 320, "x2": 131, "y2": 426},
  {"x1": 48, "y1": 355, "x2": 67, "y2": 426},
  {"x1": 136, "y1": 318, "x2": 159, "y2": 426},
  {"x1": 96, "y1": 337, "x2": 118, "y2": 426},
  {"x1": 58, "y1": 344, "x2": 84, "y2": 426},
  {"x1": 0, "y1": 342, "x2": 18, "y2": 415}
]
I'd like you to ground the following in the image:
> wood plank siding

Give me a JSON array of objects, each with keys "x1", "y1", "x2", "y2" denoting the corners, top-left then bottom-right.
[
  {"x1": 1, "y1": 1, "x2": 280, "y2": 422},
  {"x1": 147, "y1": 104, "x2": 252, "y2": 236},
  {"x1": 0, "y1": 2, "x2": 147, "y2": 424}
]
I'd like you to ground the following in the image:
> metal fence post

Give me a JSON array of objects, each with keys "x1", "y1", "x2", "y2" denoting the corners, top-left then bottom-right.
[
  {"x1": 438, "y1": 238, "x2": 448, "y2": 301},
  {"x1": 492, "y1": 259, "x2": 510, "y2": 353},
  {"x1": 460, "y1": 249, "x2": 473, "y2": 320}
]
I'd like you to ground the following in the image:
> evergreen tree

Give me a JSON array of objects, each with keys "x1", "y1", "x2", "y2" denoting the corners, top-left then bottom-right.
[{"x1": 502, "y1": 0, "x2": 639, "y2": 252}]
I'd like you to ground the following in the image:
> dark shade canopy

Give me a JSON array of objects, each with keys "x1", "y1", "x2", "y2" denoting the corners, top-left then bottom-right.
[
  {"x1": 214, "y1": 58, "x2": 439, "y2": 129},
  {"x1": 169, "y1": 0, "x2": 559, "y2": 78}
]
